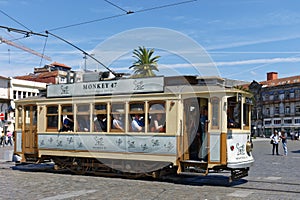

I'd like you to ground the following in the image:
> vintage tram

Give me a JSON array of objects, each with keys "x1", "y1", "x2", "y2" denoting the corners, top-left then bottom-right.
[{"x1": 14, "y1": 75, "x2": 254, "y2": 181}]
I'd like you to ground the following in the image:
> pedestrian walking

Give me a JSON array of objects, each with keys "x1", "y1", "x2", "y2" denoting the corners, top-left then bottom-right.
[
  {"x1": 270, "y1": 130, "x2": 280, "y2": 155},
  {"x1": 280, "y1": 129, "x2": 288, "y2": 156}
]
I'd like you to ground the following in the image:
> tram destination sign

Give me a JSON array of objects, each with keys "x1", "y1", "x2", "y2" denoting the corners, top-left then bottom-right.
[{"x1": 47, "y1": 77, "x2": 164, "y2": 97}]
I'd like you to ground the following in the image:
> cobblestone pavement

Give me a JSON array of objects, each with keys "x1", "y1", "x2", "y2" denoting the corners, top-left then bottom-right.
[{"x1": 0, "y1": 138, "x2": 299, "y2": 200}]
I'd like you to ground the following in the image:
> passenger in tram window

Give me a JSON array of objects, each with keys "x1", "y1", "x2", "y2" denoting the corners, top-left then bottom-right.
[
  {"x1": 131, "y1": 114, "x2": 144, "y2": 132},
  {"x1": 59, "y1": 115, "x2": 74, "y2": 132},
  {"x1": 77, "y1": 115, "x2": 90, "y2": 132},
  {"x1": 112, "y1": 114, "x2": 124, "y2": 132},
  {"x1": 94, "y1": 114, "x2": 107, "y2": 132},
  {"x1": 150, "y1": 113, "x2": 165, "y2": 133}
]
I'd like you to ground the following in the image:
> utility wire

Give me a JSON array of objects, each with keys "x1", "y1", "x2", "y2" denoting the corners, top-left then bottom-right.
[
  {"x1": 47, "y1": 0, "x2": 197, "y2": 32},
  {"x1": 46, "y1": 30, "x2": 118, "y2": 76},
  {"x1": 0, "y1": 9, "x2": 32, "y2": 32},
  {"x1": 47, "y1": 13, "x2": 128, "y2": 32},
  {"x1": 104, "y1": 0, "x2": 131, "y2": 14},
  {"x1": 135, "y1": 0, "x2": 197, "y2": 13}
]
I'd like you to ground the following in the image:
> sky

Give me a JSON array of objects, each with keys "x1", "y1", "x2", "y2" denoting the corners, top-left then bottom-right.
[{"x1": 1, "y1": 0, "x2": 300, "y2": 82}]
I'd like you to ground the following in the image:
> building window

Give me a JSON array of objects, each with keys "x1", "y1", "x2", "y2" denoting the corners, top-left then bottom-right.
[
  {"x1": 273, "y1": 119, "x2": 282, "y2": 125},
  {"x1": 13, "y1": 91, "x2": 17, "y2": 99},
  {"x1": 275, "y1": 107, "x2": 279, "y2": 115},
  {"x1": 285, "y1": 106, "x2": 290, "y2": 114},
  {"x1": 284, "y1": 119, "x2": 292, "y2": 124},
  {"x1": 18, "y1": 91, "x2": 22, "y2": 99},
  {"x1": 295, "y1": 118, "x2": 300, "y2": 124},
  {"x1": 285, "y1": 91, "x2": 290, "y2": 99},
  {"x1": 296, "y1": 105, "x2": 300, "y2": 114},
  {"x1": 264, "y1": 120, "x2": 271, "y2": 125},
  {"x1": 274, "y1": 92, "x2": 279, "y2": 100}
]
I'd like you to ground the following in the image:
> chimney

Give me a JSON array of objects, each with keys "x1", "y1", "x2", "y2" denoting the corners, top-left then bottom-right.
[{"x1": 267, "y1": 72, "x2": 278, "y2": 81}]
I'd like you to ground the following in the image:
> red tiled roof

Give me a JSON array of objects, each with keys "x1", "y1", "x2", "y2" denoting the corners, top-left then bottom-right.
[
  {"x1": 260, "y1": 75, "x2": 300, "y2": 87},
  {"x1": 14, "y1": 71, "x2": 59, "y2": 84},
  {"x1": 50, "y1": 62, "x2": 71, "y2": 69}
]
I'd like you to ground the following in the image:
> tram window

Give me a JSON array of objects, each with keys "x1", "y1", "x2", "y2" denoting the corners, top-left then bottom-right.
[
  {"x1": 111, "y1": 103, "x2": 125, "y2": 132},
  {"x1": 77, "y1": 104, "x2": 90, "y2": 132},
  {"x1": 17, "y1": 106, "x2": 22, "y2": 129},
  {"x1": 129, "y1": 102, "x2": 145, "y2": 132},
  {"x1": 46, "y1": 106, "x2": 58, "y2": 131},
  {"x1": 227, "y1": 96, "x2": 241, "y2": 129},
  {"x1": 93, "y1": 103, "x2": 107, "y2": 132},
  {"x1": 243, "y1": 102, "x2": 251, "y2": 129},
  {"x1": 60, "y1": 105, "x2": 74, "y2": 132},
  {"x1": 25, "y1": 106, "x2": 30, "y2": 125},
  {"x1": 211, "y1": 97, "x2": 219, "y2": 129},
  {"x1": 149, "y1": 102, "x2": 166, "y2": 133}
]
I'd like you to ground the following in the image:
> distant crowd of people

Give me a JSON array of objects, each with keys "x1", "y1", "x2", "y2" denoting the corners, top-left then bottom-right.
[{"x1": 0, "y1": 120, "x2": 14, "y2": 147}]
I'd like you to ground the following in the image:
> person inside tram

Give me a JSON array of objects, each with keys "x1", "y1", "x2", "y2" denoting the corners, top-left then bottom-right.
[
  {"x1": 59, "y1": 115, "x2": 74, "y2": 132},
  {"x1": 131, "y1": 114, "x2": 144, "y2": 132},
  {"x1": 94, "y1": 114, "x2": 107, "y2": 132},
  {"x1": 112, "y1": 114, "x2": 124, "y2": 132},
  {"x1": 150, "y1": 113, "x2": 165, "y2": 133}
]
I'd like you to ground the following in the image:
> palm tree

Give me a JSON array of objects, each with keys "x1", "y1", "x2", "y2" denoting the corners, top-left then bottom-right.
[{"x1": 129, "y1": 46, "x2": 160, "y2": 78}]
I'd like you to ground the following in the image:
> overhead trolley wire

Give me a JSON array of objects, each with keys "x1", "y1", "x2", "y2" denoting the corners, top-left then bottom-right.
[
  {"x1": 104, "y1": 0, "x2": 133, "y2": 14},
  {"x1": 45, "y1": 30, "x2": 118, "y2": 77},
  {"x1": 0, "y1": 9, "x2": 32, "y2": 32}
]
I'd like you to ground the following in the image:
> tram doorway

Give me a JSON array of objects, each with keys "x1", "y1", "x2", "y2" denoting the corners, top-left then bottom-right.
[
  {"x1": 183, "y1": 98, "x2": 209, "y2": 161},
  {"x1": 22, "y1": 105, "x2": 38, "y2": 157}
]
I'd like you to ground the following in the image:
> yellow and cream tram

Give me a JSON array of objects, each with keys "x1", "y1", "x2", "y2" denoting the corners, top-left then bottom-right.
[{"x1": 14, "y1": 75, "x2": 254, "y2": 181}]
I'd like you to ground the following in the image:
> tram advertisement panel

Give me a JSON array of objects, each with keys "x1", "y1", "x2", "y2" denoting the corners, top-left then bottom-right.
[{"x1": 47, "y1": 77, "x2": 164, "y2": 97}]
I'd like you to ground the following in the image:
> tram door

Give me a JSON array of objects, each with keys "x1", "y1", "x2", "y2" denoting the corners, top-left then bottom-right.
[
  {"x1": 22, "y1": 105, "x2": 38, "y2": 155},
  {"x1": 183, "y1": 98, "x2": 208, "y2": 161}
]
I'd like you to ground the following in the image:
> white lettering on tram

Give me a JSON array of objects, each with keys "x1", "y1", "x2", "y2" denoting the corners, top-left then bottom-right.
[{"x1": 82, "y1": 82, "x2": 117, "y2": 90}]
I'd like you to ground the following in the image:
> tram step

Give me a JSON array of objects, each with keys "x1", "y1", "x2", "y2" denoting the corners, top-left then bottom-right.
[
  {"x1": 181, "y1": 160, "x2": 208, "y2": 164},
  {"x1": 179, "y1": 171, "x2": 207, "y2": 176}
]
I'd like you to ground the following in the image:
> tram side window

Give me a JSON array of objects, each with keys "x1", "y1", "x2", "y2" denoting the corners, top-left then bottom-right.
[
  {"x1": 211, "y1": 97, "x2": 219, "y2": 129},
  {"x1": 33, "y1": 106, "x2": 37, "y2": 126},
  {"x1": 59, "y1": 105, "x2": 74, "y2": 132},
  {"x1": 149, "y1": 102, "x2": 166, "y2": 133},
  {"x1": 17, "y1": 106, "x2": 22, "y2": 129},
  {"x1": 227, "y1": 96, "x2": 241, "y2": 129},
  {"x1": 111, "y1": 103, "x2": 125, "y2": 132},
  {"x1": 243, "y1": 98, "x2": 252, "y2": 129},
  {"x1": 93, "y1": 103, "x2": 107, "y2": 132},
  {"x1": 77, "y1": 104, "x2": 90, "y2": 132},
  {"x1": 46, "y1": 106, "x2": 58, "y2": 131},
  {"x1": 129, "y1": 102, "x2": 145, "y2": 132}
]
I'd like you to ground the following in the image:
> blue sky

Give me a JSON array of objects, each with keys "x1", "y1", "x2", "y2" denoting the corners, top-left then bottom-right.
[{"x1": 1, "y1": 0, "x2": 300, "y2": 82}]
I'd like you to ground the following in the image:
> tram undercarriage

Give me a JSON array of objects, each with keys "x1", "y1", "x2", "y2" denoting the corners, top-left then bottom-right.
[{"x1": 44, "y1": 156, "x2": 177, "y2": 178}]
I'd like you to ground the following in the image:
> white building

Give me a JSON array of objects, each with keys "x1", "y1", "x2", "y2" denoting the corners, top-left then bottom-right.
[{"x1": 0, "y1": 76, "x2": 47, "y2": 122}]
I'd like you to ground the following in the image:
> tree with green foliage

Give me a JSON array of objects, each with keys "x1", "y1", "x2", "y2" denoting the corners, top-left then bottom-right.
[{"x1": 129, "y1": 46, "x2": 160, "y2": 78}]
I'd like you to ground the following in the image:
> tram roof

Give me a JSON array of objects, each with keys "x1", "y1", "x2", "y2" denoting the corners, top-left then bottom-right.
[{"x1": 15, "y1": 75, "x2": 250, "y2": 103}]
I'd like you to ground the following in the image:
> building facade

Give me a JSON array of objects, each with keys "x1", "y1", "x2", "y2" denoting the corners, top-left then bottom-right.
[{"x1": 249, "y1": 72, "x2": 300, "y2": 137}]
